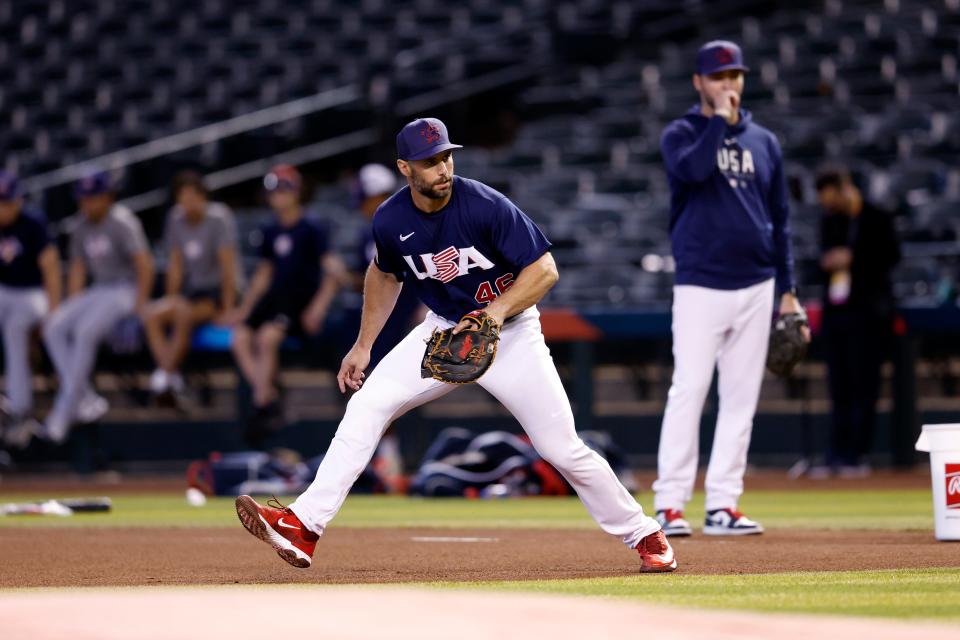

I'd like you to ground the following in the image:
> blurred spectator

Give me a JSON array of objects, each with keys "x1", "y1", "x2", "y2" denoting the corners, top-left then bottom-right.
[
  {"x1": 143, "y1": 171, "x2": 240, "y2": 405},
  {"x1": 349, "y1": 163, "x2": 423, "y2": 369},
  {"x1": 41, "y1": 171, "x2": 154, "y2": 443},
  {"x1": 815, "y1": 165, "x2": 901, "y2": 476},
  {"x1": 0, "y1": 172, "x2": 61, "y2": 448},
  {"x1": 228, "y1": 165, "x2": 342, "y2": 441}
]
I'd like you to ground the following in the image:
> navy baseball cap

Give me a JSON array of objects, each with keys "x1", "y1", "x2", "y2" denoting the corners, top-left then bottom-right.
[
  {"x1": 0, "y1": 171, "x2": 20, "y2": 201},
  {"x1": 696, "y1": 40, "x2": 749, "y2": 76},
  {"x1": 74, "y1": 170, "x2": 113, "y2": 198},
  {"x1": 396, "y1": 118, "x2": 462, "y2": 161},
  {"x1": 263, "y1": 164, "x2": 302, "y2": 192}
]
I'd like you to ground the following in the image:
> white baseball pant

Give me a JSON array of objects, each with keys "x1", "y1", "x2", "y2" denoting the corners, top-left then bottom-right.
[
  {"x1": 43, "y1": 284, "x2": 136, "y2": 427},
  {"x1": 291, "y1": 307, "x2": 660, "y2": 548},
  {"x1": 653, "y1": 278, "x2": 774, "y2": 512},
  {"x1": 0, "y1": 285, "x2": 48, "y2": 416}
]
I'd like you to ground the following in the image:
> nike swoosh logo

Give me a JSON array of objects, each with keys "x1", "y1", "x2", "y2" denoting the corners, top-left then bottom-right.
[
  {"x1": 724, "y1": 138, "x2": 737, "y2": 145},
  {"x1": 277, "y1": 517, "x2": 300, "y2": 530},
  {"x1": 400, "y1": 232, "x2": 415, "y2": 241}
]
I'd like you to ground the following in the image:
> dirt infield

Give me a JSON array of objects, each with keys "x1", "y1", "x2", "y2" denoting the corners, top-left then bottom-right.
[
  {"x1": 1, "y1": 526, "x2": 957, "y2": 588},
  {"x1": 3, "y1": 587, "x2": 959, "y2": 640}
]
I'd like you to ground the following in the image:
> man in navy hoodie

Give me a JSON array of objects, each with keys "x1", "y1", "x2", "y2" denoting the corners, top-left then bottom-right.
[{"x1": 654, "y1": 41, "x2": 808, "y2": 537}]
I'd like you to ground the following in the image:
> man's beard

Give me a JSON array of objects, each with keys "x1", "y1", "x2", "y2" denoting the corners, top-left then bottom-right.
[{"x1": 412, "y1": 172, "x2": 452, "y2": 200}]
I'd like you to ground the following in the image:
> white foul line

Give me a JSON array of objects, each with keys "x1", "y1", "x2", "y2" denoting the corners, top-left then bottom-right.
[{"x1": 410, "y1": 536, "x2": 499, "y2": 543}]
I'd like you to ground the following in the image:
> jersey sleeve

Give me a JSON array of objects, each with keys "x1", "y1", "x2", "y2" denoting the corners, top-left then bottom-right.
[
  {"x1": 216, "y1": 207, "x2": 240, "y2": 251},
  {"x1": 371, "y1": 221, "x2": 406, "y2": 279},
  {"x1": 258, "y1": 224, "x2": 275, "y2": 261},
  {"x1": 162, "y1": 209, "x2": 179, "y2": 254},
  {"x1": 118, "y1": 212, "x2": 149, "y2": 256},
  {"x1": 660, "y1": 116, "x2": 726, "y2": 184},
  {"x1": 765, "y1": 138, "x2": 796, "y2": 294},
  {"x1": 489, "y1": 197, "x2": 552, "y2": 270},
  {"x1": 30, "y1": 216, "x2": 52, "y2": 254},
  {"x1": 313, "y1": 219, "x2": 330, "y2": 256},
  {"x1": 68, "y1": 226, "x2": 83, "y2": 264}
]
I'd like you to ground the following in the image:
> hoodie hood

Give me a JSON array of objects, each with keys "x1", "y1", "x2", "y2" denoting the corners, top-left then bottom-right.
[{"x1": 684, "y1": 104, "x2": 752, "y2": 133}]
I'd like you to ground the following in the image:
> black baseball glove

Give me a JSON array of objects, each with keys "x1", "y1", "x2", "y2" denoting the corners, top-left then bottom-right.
[
  {"x1": 421, "y1": 311, "x2": 500, "y2": 384},
  {"x1": 766, "y1": 311, "x2": 809, "y2": 378}
]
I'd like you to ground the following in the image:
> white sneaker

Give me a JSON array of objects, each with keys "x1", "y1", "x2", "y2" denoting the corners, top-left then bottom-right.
[
  {"x1": 42, "y1": 414, "x2": 71, "y2": 444},
  {"x1": 149, "y1": 369, "x2": 169, "y2": 394},
  {"x1": 77, "y1": 394, "x2": 109, "y2": 423},
  {"x1": 703, "y1": 508, "x2": 764, "y2": 536}
]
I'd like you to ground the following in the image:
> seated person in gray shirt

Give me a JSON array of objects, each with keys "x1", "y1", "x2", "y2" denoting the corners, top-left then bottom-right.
[
  {"x1": 41, "y1": 171, "x2": 154, "y2": 443},
  {"x1": 143, "y1": 171, "x2": 240, "y2": 402}
]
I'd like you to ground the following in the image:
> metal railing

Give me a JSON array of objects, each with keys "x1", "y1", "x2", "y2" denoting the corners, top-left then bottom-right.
[
  {"x1": 120, "y1": 129, "x2": 378, "y2": 212},
  {"x1": 21, "y1": 85, "x2": 362, "y2": 194}
]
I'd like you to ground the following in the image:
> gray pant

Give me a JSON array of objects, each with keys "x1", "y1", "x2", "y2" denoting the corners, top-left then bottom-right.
[
  {"x1": 43, "y1": 285, "x2": 135, "y2": 426},
  {"x1": 0, "y1": 285, "x2": 48, "y2": 416}
]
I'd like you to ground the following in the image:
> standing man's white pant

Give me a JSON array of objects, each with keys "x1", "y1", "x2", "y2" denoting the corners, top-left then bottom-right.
[
  {"x1": 653, "y1": 278, "x2": 774, "y2": 512},
  {"x1": 291, "y1": 307, "x2": 660, "y2": 548}
]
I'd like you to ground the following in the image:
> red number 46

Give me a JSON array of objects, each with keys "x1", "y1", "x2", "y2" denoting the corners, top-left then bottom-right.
[{"x1": 474, "y1": 273, "x2": 514, "y2": 304}]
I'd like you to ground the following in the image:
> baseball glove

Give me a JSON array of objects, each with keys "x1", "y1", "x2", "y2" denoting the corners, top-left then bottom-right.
[
  {"x1": 421, "y1": 311, "x2": 500, "y2": 384},
  {"x1": 766, "y1": 311, "x2": 809, "y2": 378}
]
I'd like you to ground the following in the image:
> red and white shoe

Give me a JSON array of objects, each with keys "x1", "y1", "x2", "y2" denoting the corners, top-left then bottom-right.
[
  {"x1": 703, "y1": 508, "x2": 764, "y2": 536},
  {"x1": 656, "y1": 509, "x2": 693, "y2": 537},
  {"x1": 635, "y1": 529, "x2": 678, "y2": 573},
  {"x1": 235, "y1": 495, "x2": 319, "y2": 568}
]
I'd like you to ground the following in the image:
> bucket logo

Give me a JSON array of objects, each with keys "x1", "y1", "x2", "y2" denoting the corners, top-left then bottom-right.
[{"x1": 947, "y1": 464, "x2": 960, "y2": 510}]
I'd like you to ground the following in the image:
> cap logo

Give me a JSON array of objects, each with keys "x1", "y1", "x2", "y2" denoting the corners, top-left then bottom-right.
[
  {"x1": 421, "y1": 124, "x2": 441, "y2": 144},
  {"x1": 716, "y1": 47, "x2": 734, "y2": 64}
]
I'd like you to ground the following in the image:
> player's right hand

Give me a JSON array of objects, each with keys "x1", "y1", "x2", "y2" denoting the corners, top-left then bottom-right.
[
  {"x1": 337, "y1": 344, "x2": 370, "y2": 393},
  {"x1": 715, "y1": 90, "x2": 740, "y2": 123}
]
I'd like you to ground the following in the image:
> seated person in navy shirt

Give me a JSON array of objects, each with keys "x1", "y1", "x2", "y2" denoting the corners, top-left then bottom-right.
[
  {"x1": 0, "y1": 171, "x2": 61, "y2": 447},
  {"x1": 229, "y1": 165, "x2": 342, "y2": 439},
  {"x1": 349, "y1": 163, "x2": 423, "y2": 370}
]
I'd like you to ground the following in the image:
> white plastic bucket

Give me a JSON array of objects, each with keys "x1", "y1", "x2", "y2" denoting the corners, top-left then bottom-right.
[{"x1": 915, "y1": 423, "x2": 960, "y2": 541}]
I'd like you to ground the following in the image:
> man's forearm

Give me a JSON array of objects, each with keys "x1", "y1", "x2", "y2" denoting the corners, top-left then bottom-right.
[
  {"x1": 166, "y1": 254, "x2": 183, "y2": 296},
  {"x1": 39, "y1": 247, "x2": 62, "y2": 309},
  {"x1": 238, "y1": 264, "x2": 272, "y2": 314},
  {"x1": 484, "y1": 253, "x2": 559, "y2": 323},
  {"x1": 218, "y1": 249, "x2": 237, "y2": 309},
  {"x1": 307, "y1": 274, "x2": 338, "y2": 319},
  {"x1": 134, "y1": 254, "x2": 155, "y2": 308},
  {"x1": 67, "y1": 261, "x2": 85, "y2": 297},
  {"x1": 356, "y1": 263, "x2": 402, "y2": 350}
]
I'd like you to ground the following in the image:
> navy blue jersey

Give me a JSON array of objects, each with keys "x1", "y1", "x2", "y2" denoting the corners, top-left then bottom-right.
[
  {"x1": 661, "y1": 106, "x2": 795, "y2": 294},
  {"x1": 0, "y1": 210, "x2": 51, "y2": 288},
  {"x1": 259, "y1": 215, "x2": 329, "y2": 296},
  {"x1": 372, "y1": 176, "x2": 551, "y2": 321}
]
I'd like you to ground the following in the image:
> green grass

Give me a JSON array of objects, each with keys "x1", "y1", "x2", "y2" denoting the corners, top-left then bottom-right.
[
  {"x1": 437, "y1": 568, "x2": 960, "y2": 620},
  {"x1": 1, "y1": 488, "x2": 958, "y2": 620},
  {"x1": 0, "y1": 489, "x2": 935, "y2": 530}
]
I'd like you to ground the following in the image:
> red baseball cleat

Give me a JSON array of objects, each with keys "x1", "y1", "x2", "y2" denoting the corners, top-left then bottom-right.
[
  {"x1": 235, "y1": 495, "x2": 319, "y2": 568},
  {"x1": 635, "y1": 529, "x2": 678, "y2": 573}
]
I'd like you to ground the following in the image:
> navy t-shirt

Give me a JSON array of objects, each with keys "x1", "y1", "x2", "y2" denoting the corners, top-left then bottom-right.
[
  {"x1": 259, "y1": 215, "x2": 329, "y2": 298},
  {"x1": 372, "y1": 176, "x2": 551, "y2": 321},
  {"x1": 0, "y1": 210, "x2": 51, "y2": 288}
]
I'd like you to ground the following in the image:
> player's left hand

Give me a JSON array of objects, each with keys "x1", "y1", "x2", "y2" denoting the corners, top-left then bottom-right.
[
  {"x1": 301, "y1": 305, "x2": 326, "y2": 336},
  {"x1": 337, "y1": 344, "x2": 370, "y2": 393},
  {"x1": 453, "y1": 308, "x2": 504, "y2": 335},
  {"x1": 779, "y1": 293, "x2": 811, "y2": 343}
]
